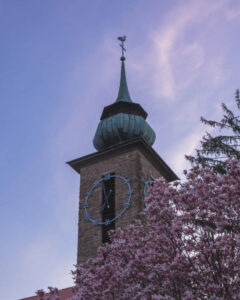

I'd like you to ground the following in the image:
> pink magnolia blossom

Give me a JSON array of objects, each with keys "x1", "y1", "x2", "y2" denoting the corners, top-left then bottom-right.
[
  {"x1": 36, "y1": 287, "x2": 60, "y2": 300},
  {"x1": 38, "y1": 160, "x2": 240, "y2": 299}
]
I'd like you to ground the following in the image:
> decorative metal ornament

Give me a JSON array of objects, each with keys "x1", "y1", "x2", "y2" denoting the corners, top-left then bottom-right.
[
  {"x1": 83, "y1": 174, "x2": 132, "y2": 226},
  {"x1": 118, "y1": 36, "x2": 126, "y2": 58}
]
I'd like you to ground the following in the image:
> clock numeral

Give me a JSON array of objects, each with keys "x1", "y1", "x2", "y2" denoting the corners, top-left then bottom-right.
[
  {"x1": 127, "y1": 189, "x2": 133, "y2": 195},
  {"x1": 85, "y1": 213, "x2": 91, "y2": 220},
  {"x1": 86, "y1": 191, "x2": 91, "y2": 197},
  {"x1": 104, "y1": 219, "x2": 111, "y2": 226},
  {"x1": 124, "y1": 202, "x2": 130, "y2": 208},
  {"x1": 93, "y1": 180, "x2": 100, "y2": 187},
  {"x1": 93, "y1": 219, "x2": 99, "y2": 226},
  {"x1": 103, "y1": 174, "x2": 111, "y2": 181},
  {"x1": 116, "y1": 213, "x2": 122, "y2": 219},
  {"x1": 82, "y1": 202, "x2": 88, "y2": 209}
]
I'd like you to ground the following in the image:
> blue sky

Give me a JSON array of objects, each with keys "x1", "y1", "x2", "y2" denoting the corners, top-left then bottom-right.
[{"x1": 0, "y1": 1, "x2": 240, "y2": 299}]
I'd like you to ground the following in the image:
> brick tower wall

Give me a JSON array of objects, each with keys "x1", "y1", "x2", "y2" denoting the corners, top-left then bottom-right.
[{"x1": 77, "y1": 146, "x2": 163, "y2": 264}]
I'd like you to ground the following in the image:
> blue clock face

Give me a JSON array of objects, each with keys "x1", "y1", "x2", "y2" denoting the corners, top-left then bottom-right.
[
  {"x1": 144, "y1": 178, "x2": 154, "y2": 205},
  {"x1": 83, "y1": 174, "x2": 132, "y2": 226}
]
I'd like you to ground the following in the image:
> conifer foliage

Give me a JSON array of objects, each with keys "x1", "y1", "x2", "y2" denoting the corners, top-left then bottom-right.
[
  {"x1": 38, "y1": 160, "x2": 240, "y2": 299},
  {"x1": 186, "y1": 90, "x2": 240, "y2": 173}
]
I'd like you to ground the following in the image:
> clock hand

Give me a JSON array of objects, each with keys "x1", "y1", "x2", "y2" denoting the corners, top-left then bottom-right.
[
  {"x1": 100, "y1": 182, "x2": 108, "y2": 213},
  {"x1": 105, "y1": 189, "x2": 112, "y2": 208},
  {"x1": 100, "y1": 189, "x2": 112, "y2": 213},
  {"x1": 102, "y1": 182, "x2": 107, "y2": 198},
  {"x1": 106, "y1": 189, "x2": 112, "y2": 199},
  {"x1": 100, "y1": 198, "x2": 108, "y2": 213}
]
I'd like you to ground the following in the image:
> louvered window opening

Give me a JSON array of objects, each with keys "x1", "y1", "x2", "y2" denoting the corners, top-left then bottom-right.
[{"x1": 102, "y1": 173, "x2": 115, "y2": 243}]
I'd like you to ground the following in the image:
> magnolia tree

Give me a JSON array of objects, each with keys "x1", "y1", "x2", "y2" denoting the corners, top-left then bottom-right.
[
  {"x1": 38, "y1": 160, "x2": 240, "y2": 299},
  {"x1": 36, "y1": 288, "x2": 60, "y2": 300}
]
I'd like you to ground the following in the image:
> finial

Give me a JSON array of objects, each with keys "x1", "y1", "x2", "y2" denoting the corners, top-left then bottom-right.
[{"x1": 118, "y1": 36, "x2": 126, "y2": 61}]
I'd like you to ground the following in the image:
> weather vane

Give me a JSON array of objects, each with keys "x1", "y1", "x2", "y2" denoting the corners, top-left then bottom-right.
[{"x1": 118, "y1": 36, "x2": 126, "y2": 59}]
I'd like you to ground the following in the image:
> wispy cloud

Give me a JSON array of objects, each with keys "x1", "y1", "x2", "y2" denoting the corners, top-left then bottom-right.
[{"x1": 145, "y1": 0, "x2": 232, "y2": 101}]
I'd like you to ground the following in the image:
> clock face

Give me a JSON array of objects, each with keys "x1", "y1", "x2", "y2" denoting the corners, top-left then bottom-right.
[
  {"x1": 83, "y1": 173, "x2": 132, "y2": 226},
  {"x1": 144, "y1": 178, "x2": 154, "y2": 205}
]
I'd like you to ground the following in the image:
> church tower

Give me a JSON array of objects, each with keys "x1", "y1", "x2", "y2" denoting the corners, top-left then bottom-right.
[{"x1": 67, "y1": 37, "x2": 178, "y2": 264}]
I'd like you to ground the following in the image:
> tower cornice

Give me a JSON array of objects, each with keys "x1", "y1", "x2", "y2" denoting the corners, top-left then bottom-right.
[{"x1": 67, "y1": 138, "x2": 179, "y2": 182}]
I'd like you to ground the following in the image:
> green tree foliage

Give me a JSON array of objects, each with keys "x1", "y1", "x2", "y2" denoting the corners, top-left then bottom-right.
[{"x1": 186, "y1": 90, "x2": 240, "y2": 173}]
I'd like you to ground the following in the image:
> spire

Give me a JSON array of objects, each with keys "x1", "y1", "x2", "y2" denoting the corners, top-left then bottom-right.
[
  {"x1": 115, "y1": 36, "x2": 132, "y2": 103},
  {"x1": 93, "y1": 36, "x2": 156, "y2": 151}
]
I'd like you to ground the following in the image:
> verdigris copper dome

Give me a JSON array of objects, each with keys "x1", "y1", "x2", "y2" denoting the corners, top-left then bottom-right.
[{"x1": 93, "y1": 38, "x2": 156, "y2": 151}]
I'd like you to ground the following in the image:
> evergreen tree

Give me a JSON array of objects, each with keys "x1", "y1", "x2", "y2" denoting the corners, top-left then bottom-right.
[{"x1": 186, "y1": 89, "x2": 240, "y2": 173}]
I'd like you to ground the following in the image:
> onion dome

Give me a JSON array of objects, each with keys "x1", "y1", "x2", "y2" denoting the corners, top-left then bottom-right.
[{"x1": 93, "y1": 37, "x2": 156, "y2": 151}]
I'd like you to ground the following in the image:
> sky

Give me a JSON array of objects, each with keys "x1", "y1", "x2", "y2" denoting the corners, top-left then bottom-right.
[{"x1": 0, "y1": 0, "x2": 240, "y2": 299}]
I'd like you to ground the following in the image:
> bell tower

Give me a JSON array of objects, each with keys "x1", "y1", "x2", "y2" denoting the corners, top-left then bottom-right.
[{"x1": 67, "y1": 37, "x2": 178, "y2": 264}]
